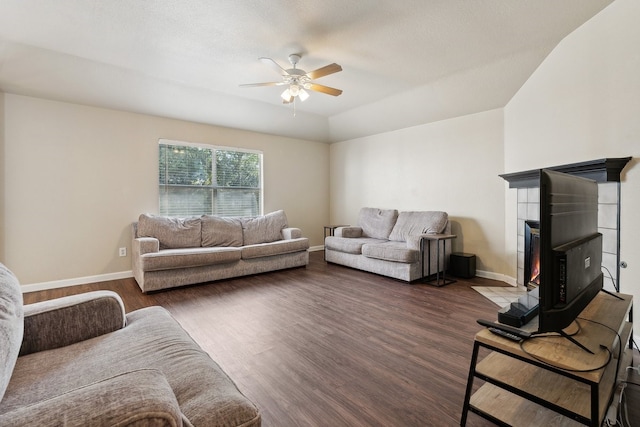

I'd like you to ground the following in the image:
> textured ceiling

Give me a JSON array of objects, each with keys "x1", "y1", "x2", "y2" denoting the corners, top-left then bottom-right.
[{"x1": 0, "y1": 0, "x2": 613, "y2": 142}]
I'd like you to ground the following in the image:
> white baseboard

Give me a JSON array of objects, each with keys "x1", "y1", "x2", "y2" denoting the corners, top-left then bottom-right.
[
  {"x1": 475, "y1": 269, "x2": 517, "y2": 286},
  {"x1": 21, "y1": 271, "x2": 134, "y2": 294},
  {"x1": 309, "y1": 245, "x2": 324, "y2": 252},
  {"x1": 19, "y1": 262, "x2": 517, "y2": 293}
]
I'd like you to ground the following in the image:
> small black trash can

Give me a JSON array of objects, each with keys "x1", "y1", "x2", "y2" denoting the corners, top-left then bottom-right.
[{"x1": 450, "y1": 252, "x2": 476, "y2": 278}]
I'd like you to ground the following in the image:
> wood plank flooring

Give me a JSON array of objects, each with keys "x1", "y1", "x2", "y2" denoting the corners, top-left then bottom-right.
[{"x1": 24, "y1": 251, "x2": 508, "y2": 426}]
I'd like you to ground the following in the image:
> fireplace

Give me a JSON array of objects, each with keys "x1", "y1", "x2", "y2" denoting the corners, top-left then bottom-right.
[
  {"x1": 500, "y1": 157, "x2": 631, "y2": 289},
  {"x1": 524, "y1": 220, "x2": 540, "y2": 290}
]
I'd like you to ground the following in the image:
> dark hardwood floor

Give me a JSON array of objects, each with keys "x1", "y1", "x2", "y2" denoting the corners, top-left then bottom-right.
[{"x1": 24, "y1": 252, "x2": 510, "y2": 426}]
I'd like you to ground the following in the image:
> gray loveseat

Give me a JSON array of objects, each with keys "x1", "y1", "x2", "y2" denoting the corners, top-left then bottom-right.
[
  {"x1": 0, "y1": 263, "x2": 261, "y2": 426},
  {"x1": 132, "y1": 210, "x2": 309, "y2": 292},
  {"x1": 325, "y1": 207, "x2": 452, "y2": 282}
]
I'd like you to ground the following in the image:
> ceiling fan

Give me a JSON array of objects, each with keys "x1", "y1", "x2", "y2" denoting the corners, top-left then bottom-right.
[{"x1": 240, "y1": 54, "x2": 343, "y2": 104}]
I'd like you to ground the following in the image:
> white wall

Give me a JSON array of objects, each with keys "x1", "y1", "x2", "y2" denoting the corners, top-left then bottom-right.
[
  {"x1": 2, "y1": 94, "x2": 329, "y2": 285},
  {"x1": 505, "y1": 0, "x2": 640, "y2": 309},
  {"x1": 330, "y1": 108, "x2": 507, "y2": 278}
]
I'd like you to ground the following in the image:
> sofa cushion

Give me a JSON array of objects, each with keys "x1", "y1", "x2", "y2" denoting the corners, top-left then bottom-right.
[
  {"x1": 325, "y1": 236, "x2": 387, "y2": 255},
  {"x1": 201, "y1": 215, "x2": 243, "y2": 247},
  {"x1": 362, "y1": 241, "x2": 419, "y2": 263},
  {"x1": 140, "y1": 247, "x2": 241, "y2": 272},
  {"x1": 0, "y1": 264, "x2": 24, "y2": 404},
  {"x1": 137, "y1": 214, "x2": 202, "y2": 250},
  {"x1": 388, "y1": 211, "x2": 448, "y2": 242},
  {"x1": 358, "y1": 208, "x2": 399, "y2": 239},
  {"x1": 241, "y1": 210, "x2": 288, "y2": 246},
  {"x1": 241, "y1": 238, "x2": 310, "y2": 260}
]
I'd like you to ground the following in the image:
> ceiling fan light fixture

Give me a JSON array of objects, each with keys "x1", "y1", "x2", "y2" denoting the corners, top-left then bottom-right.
[{"x1": 241, "y1": 53, "x2": 342, "y2": 109}]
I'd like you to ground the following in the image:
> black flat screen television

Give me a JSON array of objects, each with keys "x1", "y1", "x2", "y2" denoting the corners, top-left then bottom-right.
[{"x1": 537, "y1": 169, "x2": 603, "y2": 340}]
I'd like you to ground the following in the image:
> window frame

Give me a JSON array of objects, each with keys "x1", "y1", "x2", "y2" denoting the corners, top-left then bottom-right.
[{"x1": 158, "y1": 138, "x2": 264, "y2": 217}]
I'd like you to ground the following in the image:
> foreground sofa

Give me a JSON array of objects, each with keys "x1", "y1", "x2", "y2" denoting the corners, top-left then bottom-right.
[
  {"x1": 132, "y1": 210, "x2": 309, "y2": 292},
  {"x1": 0, "y1": 264, "x2": 260, "y2": 426},
  {"x1": 325, "y1": 207, "x2": 452, "y2": 282}
]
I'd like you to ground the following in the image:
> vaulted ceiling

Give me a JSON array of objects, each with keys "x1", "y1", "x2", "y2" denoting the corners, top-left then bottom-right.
[{"x1": 0, "y1": 0, "x2": 613, "y2": 142}]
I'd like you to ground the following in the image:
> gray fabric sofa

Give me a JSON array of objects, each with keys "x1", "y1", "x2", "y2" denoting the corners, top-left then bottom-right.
[
  {"x1": 325, "y1": 207, "x2": 452, "y2": 282},
  {"x1": 132, "y1": 210, "x2": 309, "y2": 292},
  {"x1": 0, "y1": 263, "x2": 261, "y2": 427}
]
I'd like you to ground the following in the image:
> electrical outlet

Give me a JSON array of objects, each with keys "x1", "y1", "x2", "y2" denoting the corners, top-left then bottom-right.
[{"x1": 119, "y1": 247, "x2": 127, "y2": 257}]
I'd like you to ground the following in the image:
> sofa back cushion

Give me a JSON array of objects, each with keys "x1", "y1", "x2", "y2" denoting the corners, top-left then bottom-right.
[
  {"x1": 358, "y1": 208, "x2": 399, "y2": 239},
  {"x1": 201, "y1": 216, "x2": 243, "y2": 247},
  {"x1": 389, "y1": 211, "x2": 448, "y2": 242},
  {"x1": 137, "y1": 214, "x2": 202, "y2": 250},
  {"x1": 0, "y1": 263, "x2": 24, "y2": 404},
  {"x1": 241, "y1": 210, "x2": 288, "y2": 245}
]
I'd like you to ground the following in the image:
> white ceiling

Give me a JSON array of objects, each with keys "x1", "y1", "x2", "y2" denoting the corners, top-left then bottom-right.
[{"x1": 0, "y1": 0, "x2": 613, "y2": 143}]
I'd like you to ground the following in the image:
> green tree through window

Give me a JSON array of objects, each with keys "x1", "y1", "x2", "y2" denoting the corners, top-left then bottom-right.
[{"x1": 159, "y1": 141, "x2": 262, "y2": 217}]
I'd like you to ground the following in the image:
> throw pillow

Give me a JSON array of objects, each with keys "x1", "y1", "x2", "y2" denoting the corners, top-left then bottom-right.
[
  {"x1": 201, "y1": 215, "x2": 243, "y2": 247},
  {"x1": 0, "y1": 263, "x2": 24, "y2": 403},
  {"x1": 137, "y1": 214, "x2": 202, "y2": 250},
  {"x1": 241, "y1": 210, "x2": 288, "y2": 245},
  {"x1": 358, "y1": 208, "x2": 399, "y2": 239}
]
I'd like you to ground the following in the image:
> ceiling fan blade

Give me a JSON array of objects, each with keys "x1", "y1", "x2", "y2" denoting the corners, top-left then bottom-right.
[
  {"x1": 305, "y1": 63, "x2": 342, "y2": 80},
  {"x1": 239, "y1": 82, "x2": 284, "y2": 88},
  {"x1": 259, "y1": 57, "x2": 290, "y2": 75},
  {"x1": 306, "y1": 83, "x2": 343, "y2": 96}
]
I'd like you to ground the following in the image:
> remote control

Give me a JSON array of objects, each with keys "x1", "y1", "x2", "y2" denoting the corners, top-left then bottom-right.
[
  {"x1": 476, "y1": 319, "x2": 531, "y2": 339},
  {"x1": 487, "y1": 327, "x2": 522, "y2": 342}
]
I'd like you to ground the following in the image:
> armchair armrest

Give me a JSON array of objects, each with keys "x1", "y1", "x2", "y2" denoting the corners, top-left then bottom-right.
[
  {"x1": 20, "y1": 291, "x2": 126, "y2": 356},
  {"x1": 133, "y1": 237, "x2": 160, "y2": 255},
  {"x1": 132, "y1": 219, "x2": 159, "y2": 255},
  {"x1": 282, "y1": 227, "x2": 302, "y2": 240},
  {"x1": 334, "y1": 226, "x2": 362, "y2": 238},
  {"x1": 0, "y1": 369, "x2": 184, "y2": 427}
]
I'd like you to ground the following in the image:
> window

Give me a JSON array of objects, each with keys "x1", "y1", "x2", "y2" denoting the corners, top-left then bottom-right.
[{"x1": 159, "y1": 140, "x2": 262, "y2": 217}]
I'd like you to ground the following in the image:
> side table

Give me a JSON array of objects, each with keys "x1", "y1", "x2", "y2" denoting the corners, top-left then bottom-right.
[
  {"x1": 323, "y1": 225, "x2": 349, "y2": 238},
  {"x1": 420, "y1": 233, "x2": 457, "y2": 286}
]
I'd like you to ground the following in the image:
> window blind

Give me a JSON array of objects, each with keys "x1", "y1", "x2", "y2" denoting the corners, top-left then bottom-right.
[{"x1": 159, "y1": 141, "x2": 262, "y2": 217}]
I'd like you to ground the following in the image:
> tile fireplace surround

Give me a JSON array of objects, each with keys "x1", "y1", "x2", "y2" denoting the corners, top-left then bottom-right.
[{"x1": 500, "y1": 157, "x2": 632, "y2": 291}]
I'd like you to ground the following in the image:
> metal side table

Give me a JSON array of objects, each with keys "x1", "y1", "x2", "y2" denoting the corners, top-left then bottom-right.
[{"x1": 420, "y1": 233, "x2": 457, "y2": 286}]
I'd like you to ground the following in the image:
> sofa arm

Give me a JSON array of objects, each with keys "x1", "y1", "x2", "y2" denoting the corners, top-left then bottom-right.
[
  {"x1": 406, "y1": 233, "x2": 433, "y2": 250},
  {"x1": 133, "y1": 237, "x2": 160, "y2": 255},
  {"x1": 282, "y1": 227, "x2": 302, "y2": 240},
  {"x1": 19, "y1": 291, "x2": 126, "y2": 356},
  {"x1": 0, "y1": 369, "x2": 184, "y2": 427},
  {"x1": 335, "y1": 226, "x2": 362, "y2": 238}
]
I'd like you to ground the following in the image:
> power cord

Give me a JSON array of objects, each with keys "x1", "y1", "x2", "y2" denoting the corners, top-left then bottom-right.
[
  {"x1": 607, "y1": 380, "x2": 640, "y2": 427},
  {"x1": 602, "y1": 265, "x2": 620, "y2": 292},
  {"x1": 578, "y1": 317, "x2": 623, "y2": 377},
  {"x1": 519, "y1": 317, "x2": 621, "y2": 373}
]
